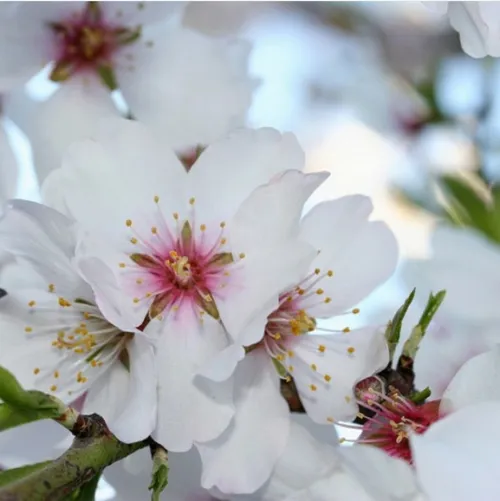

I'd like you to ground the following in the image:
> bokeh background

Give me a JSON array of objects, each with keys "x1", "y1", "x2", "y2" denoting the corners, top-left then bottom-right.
[{"x1": 0, "y1": 2, "x2": 488, "y2": 499}]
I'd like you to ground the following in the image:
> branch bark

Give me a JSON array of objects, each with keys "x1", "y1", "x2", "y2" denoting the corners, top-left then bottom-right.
[{"x1": 0, "y1": 414, "x2": 148, "y2": 501}]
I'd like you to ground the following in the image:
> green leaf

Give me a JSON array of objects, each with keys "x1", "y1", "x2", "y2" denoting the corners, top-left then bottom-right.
[
  {"x1": 417, "y1": 290, "x2": 446, "y2": 334},
  {"x1": 439, "y1": 175, "x2": 500, "y2": 242},
  {"x1": 402, "y1": 290, "x2": 446, "y2": 359},
  {"x1": 385, "y1": 289, "x2": 415, "y2": 359},
  {"x1": 149, "y1": 448, "x2": 169, "y2": 501},
  {"x1": 0, "y1": 461, "x2": 52, "y2": 488}
]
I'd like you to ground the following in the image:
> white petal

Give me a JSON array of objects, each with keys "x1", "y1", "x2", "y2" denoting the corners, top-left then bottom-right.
[
  {"x1": 0, "y1": 200, "x2": 88, "y2": 295},
  {"x1": 0, "y1": 120, "x2": 19, "y2": 203},
  {"x1": 0, "y1": 3, "x2": 53, "y2": 91},
  {"x1": 217, "y1": 171, "x2": 326, "y2": 345},
  {"x1": 448, "y1": 2, "x2": 490, "y2": 58},
  {"x1": 84, "y1": 336, "x2": 156, "y2": 443},
  {"x1": 257, "y1": 421, "x2": 338, "y2": 501},
  {"x1": 411, "y1": 402, "x2": 500, "y2": 501},
  {"x1": 74, "y1": 243, "x2": 145, "y2": 332},
  {"x1": 117, "y1": 26, "x2": 257, "y2": 152},
  {"x1": 197, "y1": 343, "x2": 246, "y2": 382},
  {"x1": 299, "y1": 196, "x2": 398, "y2": 317},
  {"x1": 197, "y1": 351, "x2": 290, "y2": 494},
  {"x1": 403, "y1": 226, "x2": 500, "y2": 323},
  {"x1": 441, "y1": 346, "x2": 500, "y2": 415},
  {"x1": 100, "y1": 1, "x2": 183, "y2": 27},
  {"x1": 190, "y1": 129, "x2": 309, "y2": 224},
  {"x1": 414, "y1": 318, "x2": 498, "y2": 399},
  {"x1": 45, "y1": 117, "x2": 186, "y2": 236},
  {"x1": 152, "y1": 315, "x2": 234, "y2": 452},
  {"x1": 6, "y1": 78, "x2": 120, "y2": 184},
  {"x1": 292, "y1": 327, "x2": 389, "y2": 423}
]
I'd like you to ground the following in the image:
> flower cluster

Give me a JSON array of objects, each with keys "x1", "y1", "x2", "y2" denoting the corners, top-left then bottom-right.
[{"x1": 3, "y1": 2, "x2": 500, "y2": 501}]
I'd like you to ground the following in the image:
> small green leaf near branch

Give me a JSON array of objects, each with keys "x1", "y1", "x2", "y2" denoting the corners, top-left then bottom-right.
[{"x1": 149, "y1": 444, "x2": 169, "y2": 501}]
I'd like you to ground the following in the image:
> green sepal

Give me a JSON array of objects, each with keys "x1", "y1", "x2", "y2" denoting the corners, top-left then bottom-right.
[{"x1": 385, "y1": 288, "x2": 415, "y2": 359}]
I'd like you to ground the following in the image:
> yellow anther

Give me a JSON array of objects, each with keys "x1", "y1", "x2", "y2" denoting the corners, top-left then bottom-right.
[
  {"x1": 297, "y1": 288, "x2": 305, "y2": 295},
  {"x1": 119, "y1": 262, "x2": 126, "y2": 268},
  {"x1": 126, "y1": 219, "x2": 132, "y2": 227},
  {"x1": 287, "y1": 350, "x2": 294, "y2": 358},
  {"x1": 48, "y1": 283, "x2": 55, "y2": 293},
  {"x1": 151, "y1": 226, "x2": 158, "y2": 235},
  {"x1": 288, "y1": 365, "x2": 294, "y2": 372},
  {"x1": 220, "y1": 238, "x2": 227, "y2": 245},
  {"x1": 136, "y1": 278, "x2": 143, "y2": 284},
  {"x1": 310, "y1": 384, "x2": 317, "y2": 392},
  {"x1": 345, "y1": 395, "x2": 352, "y2": 403},
  {"x1": 327, "y1": 417, "x2": 335, "y2": 423},
  {"x1": 130, "y1": 237, "x2": 138, "y2": 244},
  {"x1": 90, "y1": 360, "x2": 98, "y2": 367},
  {"x1": 74, "y1": 347, "x2": 84, "y2": 354},
  {"x1": 154, "y1": 195, "x2": 159, "y2": 203},
  {"x1": 316, "y1": 288, "x2": 324, "y2": 295},
  {"x1": 276, "y1": 354, "x2": 285, "y2": 362},
  {"x1": 324, "y1": 297, "x2": 332, "y2": 303},
  {"x1": 133, "y1": 298, "x2": 140, "y2": 304},
  {"x1": 145, "y1": 292, "x2": 152, "y2": 298},
  {"x1": 58, "y1": 297, "x2": 72, "y2": 307},
  {"x1": 68, "y1": 335, "x2": 75, "y2": 340},
  {"x1": 33, "y1": 368, "x2": 40, "y2": 375},
  {"x1": 220, "y1": 221, "x2": 226, "y2": 228},
  {"x1": 352, "y1": 308, "x2": 360, "y2": 314},
  {"x1": 50, "y1": 385, "x2": 57, "y2": 392},
  {"x1": 97, "y1": 361, "x2": 104, "y2": 367},
  {"x1": 327, "y1": 270, "x2": 334, "y2": 277},
  {"x1": 310, "y1": 363, "x2": 317, "y2": 371},
  {"x1": 57, "y1": 331, "x2": 65, "y2": 338},
  {"x1": 28, "y1": 300, "x2": 36, "y2": 307},
  {"x1": 314, "y1": 268, "x2": 320, "y2": 275},
  {"x1": 286, "y1": 296, "x2": 293, "y2": 302},
  {"x1": 239, "y1": 253, "x2": 246, "y2": 259},
  {"x1": 200, "y1": 224, "x2": 206, "y2": 231},
  {"x1": 83, "y1": 312, "x2": 91, "y2": 320},
  {"x1": 189, "y1": 197, "x2": 195, "y2": 205},
  {"x1": 343, "y1": 327, "x2": 351, "y2": 333},
  {"x1": 173, "y1": 212, "x2": 179, "y2": 220},
  {"x1": 339, "y1": 438, "x2": 346, "y2": 444},
  {"x1": 324, "y1": 374, "x2": 332, "y2": 382},
  {"x1": 25, "y1": 327, "x2": 32, "y2": 333},
  {"x1": 79, "y1": 376, "x2": 88, "y2": 383},
  {"x1": 169, "y1": 250, "x2": 179, "y2": 259},
  {"x1": 54, "y1": 371, "x2": 60, "y2": 378},
  {"x1": 347, "y1": 346, "x2": 356, "y2": 354},
  {"x1": 318, "y1": 344, "x2": 326, "y2": 353}
]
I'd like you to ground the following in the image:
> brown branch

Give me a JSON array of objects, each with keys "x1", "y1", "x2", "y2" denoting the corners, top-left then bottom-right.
[{"x1": 0, "y1": 414, "x2": 148, "y2": 501}]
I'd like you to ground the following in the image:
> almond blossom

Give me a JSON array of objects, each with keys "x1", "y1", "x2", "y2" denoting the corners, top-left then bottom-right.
[
  {"x1": 196, "y1": 195, "x2": 398, "y2": 494},
  {"x1": 1, "y1": 1, "x2": 257, "y2": 183},
  {"x1": 41, "y1": 118, "x2": 326, "y2": 453},
  {"x1": 0, "y1": 199, "x2": 156, "y2": 443}
]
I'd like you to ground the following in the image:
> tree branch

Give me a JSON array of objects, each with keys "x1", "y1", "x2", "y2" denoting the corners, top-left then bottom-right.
[{"x1": 0, "y1": 414, "x2": 148, "y2": 501}]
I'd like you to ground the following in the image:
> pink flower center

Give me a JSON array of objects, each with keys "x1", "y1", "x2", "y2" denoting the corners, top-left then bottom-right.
[
  {"x1": 356, "y1": 389, "x2": 441, "y2": 463},
  {"x1": 252, "y1": 267, "x2": 358, "y2": 378},
  {"x1": 121, "y1": 197, "x2": 239, "y2": 325},
  {"x1": 48, "y1": 2, "x2": 141, "y2": 84}
]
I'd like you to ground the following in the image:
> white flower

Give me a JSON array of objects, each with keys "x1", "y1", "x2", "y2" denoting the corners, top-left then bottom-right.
[
  {"x1": 273, "y1": 403, "x2": 500, "y2": 501},
  {"x1": 0, "y1": 199, "x2": 157, "y2": 444},
  {"x1": 0, "y1": 1, "x2": 180, "y2": 91},
  {"x1": 196, "y1": 195, "x2": 397, "y2": 494},
  {"x1": 433, "y1": 2, "x2": 500, "y2": 58},
  {"x1": 41, "y1": 118, "x2": 324, "y2": 452},
  {"x1": 232, "y1": 420, "x2": 419, "y2": 501},
  {"x1": 1, "y1": 1, "x2": 257, "y2": 176}
]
